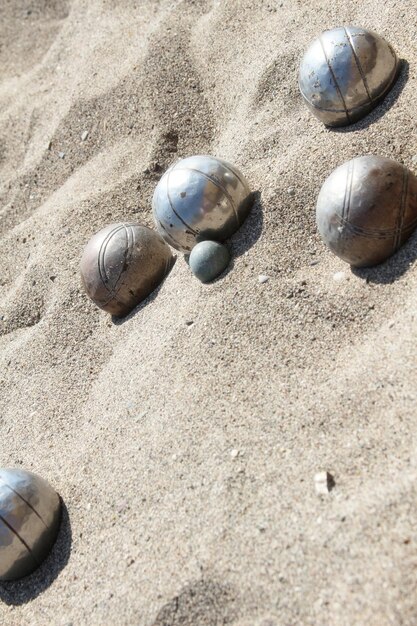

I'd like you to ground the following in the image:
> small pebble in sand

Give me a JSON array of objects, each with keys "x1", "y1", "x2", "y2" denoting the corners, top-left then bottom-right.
[
  {"x1": 58, "y1": 151, "x2": 65, "y2": 159},
  {"x1": 287, "y1": 187, "x2": 295, "y2": 196},
  {"x1": 333, "y1": 271, "x2": 347, "y2": 282},
  {"x1": 81, "y1": 130, "x2": 89, "y2": 141},
  {"x1": 230, "y1": 449, "x2": 239, "y2": 459},
  {"x1": 258, "y1": 275, "x2": 269, "y2": 284},
  {"x1": 314, "y1": 471, "x2": 335, "y2": 494},
  {"x1": 189, "y1": 241, "x2": 230, "y2": 283}
]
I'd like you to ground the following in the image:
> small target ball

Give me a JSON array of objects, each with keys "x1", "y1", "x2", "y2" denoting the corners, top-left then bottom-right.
[
  {"x1": 189, "y1": 241, "x2": 230, "y2": 283},
  {"x1": 0, "y1": 468, "x2": 61, "y2": 581},
  {"x1": 80, "y1": 222, "x2": 173, "y2": 317},
  {"x1": 316, "y1": 155, "x2": 417, "y2": 267},
  {"x1": 153, "y1": 155, "x2": 253, "y2": 253}
]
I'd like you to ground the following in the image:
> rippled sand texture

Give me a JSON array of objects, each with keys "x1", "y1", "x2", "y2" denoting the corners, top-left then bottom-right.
[{"x1": 1, "y1": 1, "x2": 417, "y2": 624}]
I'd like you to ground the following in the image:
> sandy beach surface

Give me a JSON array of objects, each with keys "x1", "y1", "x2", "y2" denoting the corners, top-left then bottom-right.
[{"x1": 1, "y1": 0, "x2": 417, "y2": 624}]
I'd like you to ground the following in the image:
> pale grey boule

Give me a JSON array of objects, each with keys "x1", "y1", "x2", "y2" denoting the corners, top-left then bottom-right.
[{"x1": 153, "y1": 155, "x2": 253, "y2": 253}]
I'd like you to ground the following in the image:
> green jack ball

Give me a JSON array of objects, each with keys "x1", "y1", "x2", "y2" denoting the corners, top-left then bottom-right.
[{"x1": 189, "y1": 241, "x2": 230, "y2": 283}]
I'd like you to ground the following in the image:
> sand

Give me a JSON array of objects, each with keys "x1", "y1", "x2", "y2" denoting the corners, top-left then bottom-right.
[{"x1": 0, "y1": 0, "x2": 417, "y2": 624}]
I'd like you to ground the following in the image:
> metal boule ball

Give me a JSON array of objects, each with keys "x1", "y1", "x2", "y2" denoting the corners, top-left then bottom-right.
[
  {"x1": 152, "y1": 155, "x2": 253, "y2": 253},
  {"x1": 80, "y1": 222, "x2": 173, "y2": 317},
  {"x1": 0, "y1": 468, "x2": 61, "y2": 581},
  {"x1": 189, "y1": 241, "x2": 230, "y2": 283},
  {"x1": 299, "y1": 26, "x2": 399, "y2": 127},
  {"x1": 316, "y1": 155, "x2": 417, "y2": 267}
]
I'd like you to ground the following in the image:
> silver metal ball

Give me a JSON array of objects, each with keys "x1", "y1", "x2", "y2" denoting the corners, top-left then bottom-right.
[
  {"x1": 299, "y1": 26, "x2": 399, "y2": 127},
  {"x1": 80, "y1": 222, "x2": 173, "y2": 317},
  {"x1": 316, "y1": 155, "x2": 417, "y2": 267},
  {"x1": 189, "y1": 240, "x2": 230, "y2": 283},
  {"x1": 152, "y1": 155, "x2": 253, "y2": 253},
  {"x1": 0, "y1": 469, "x2": 61, "y2": 581}
]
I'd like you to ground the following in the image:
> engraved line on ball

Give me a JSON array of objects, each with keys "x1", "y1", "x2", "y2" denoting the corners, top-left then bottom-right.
[
  {"x1": 393, "y1": 168, "x2": 409, "y2": 251},
  {"x1": 0, "y1": 513, "x2": 39, "y2": 564},
  {"x1": 367, "y1": 50, "x2": 399, "y2": 104},
  {"x1": 127, "y1": 223, "x2": 136, "y2": 269},
  {"x1": 298, "y1": 89, "x2": 350, "y2": 114},
  {"x1": 344, "y1": 27, "x2": 373, "y2": 104},
  {"x1": 345, "y1": 159, "x2": 355, "y2": 224},
  {"x1": 337, "y1": 159, "x2": 354, "y2": 252},
  {"x1": 98, "y1": 224, "x2": 125, "y2": 291},
  {"x1": 124, "y1": 223, "x2": 134, "y2": 273},
  {"x1": 216, "y1": 160, "x2": 249, "y2": 206},
  {"x1": 101, "y1": 226, "x2": 124, "y2": 284},
  {"x1": 333, "y1": 212, "x2": 417, "y2": 240},
  {"x1": 107, "y1": 222, "x2": 134, "y2": 297},
  {"x1": 123, "y1": 223, "x2": 137, "y2": 291},
  {"x1": 99, "y1": 250, "x2": 130, "y2": 307},
  {"x1": 318, "y1": 34, "x2": 350, "y2": 123},
  {"x1": 104, "y1": 222, "x2": 139, "y2": 300},
  {"x1": 0, "y1": 480, "x2": 48, "y2": 529},
  {"x1": 157, "y1": 217, "x2": 190, "y2": 250},
  {"x1": 99, "y1": 256, "x2": 127, "y2": 305},
  {"x1": 166, "y1": 167, "x2": 199, "y2": 236},
  {"x1": 157, "y1": 218, "x2": 180, "y2": 245},
  {"x1": 170, "y1": 157, "x2": 242, "y2": 225},
  {"x1": 173, "y1": 167, "x2": 240, "y2": 227},
  {"x1": 97, "y1": 224, "x2": 132, "y2": 307},
  {"x1": 340, "y1": 160, "x2": 353, "y2": 223},
  {"x1": 338, "y1": 159, "x2": 354, "y2": 258},
  {"x1": 220, "y1": 160, "x2": 246, "y2": 188}
]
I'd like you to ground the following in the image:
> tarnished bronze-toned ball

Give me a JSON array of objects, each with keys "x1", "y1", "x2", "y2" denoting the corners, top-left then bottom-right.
[
  {"x1": 80, "y1": 222, "x2": 173, "y2": 317},
  {"x1": 299, "y1": 26, "x2": 399, "y2": 127},
  {"x1": 152, "y1": 155, "x2": 253, "y2": 253},
  {"x1": 316, "y1": 155, "x2": 417, "y2": 267},
  {"x1": 0, "y1": 468, "x2": 61, "y2": 581}
]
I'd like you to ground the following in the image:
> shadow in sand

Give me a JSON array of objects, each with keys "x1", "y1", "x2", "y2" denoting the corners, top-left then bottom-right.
[
  {"x1": 111, "y1": 256, "x2": 177, "y2": 325},
  {"x1": 229, "y1": 190, "x2": 263, "y2": 257},
  {"x1": 351, "y1": 228, "x2": 417, "y2": 285},
  {"x1": 151, "y1": 578, "x2": 237, "y2": 626},
  {"x1": 0, "y1": 501, "x2": 72, "y2": 606},
  {"x1": 329, "y1": 60, "x2": 409, "y2": 133}
]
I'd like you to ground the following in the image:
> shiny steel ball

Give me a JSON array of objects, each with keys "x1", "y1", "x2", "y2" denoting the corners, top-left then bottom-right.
[
  {"x1": 152, "y1": 155, "x2": 253, "y2": 253},
  {"x1": 80, "y1": 222, "x2": 173, "y2": 317},
  {"x1": 316, "y1": 155, "x2": 417, "y2": 267},
  {"x1": 0, "y1": 469, "x2": 61, "y2": 581},
  {"x1": 189, "y1": 240, "x2": 230, "y2": 283},
  {"x1": 299, "y1": 26, "x2": 399, "y2": 127}
]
